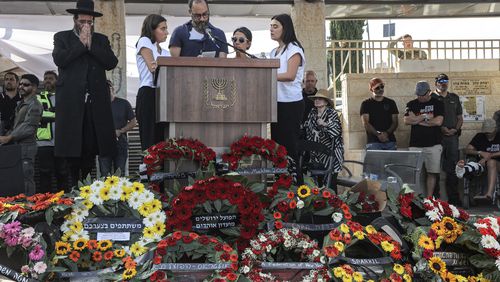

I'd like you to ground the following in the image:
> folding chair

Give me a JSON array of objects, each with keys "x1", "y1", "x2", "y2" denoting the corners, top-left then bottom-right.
[{"x1": 297, "y1": 140, "x2": 336, "y2": 191}]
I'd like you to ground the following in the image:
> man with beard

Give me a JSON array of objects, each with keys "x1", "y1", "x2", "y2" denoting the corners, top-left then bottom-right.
[
  {"x1": 302, "y1": 70, "x2": 318, "y2": 123},
  {"x1": 169, "y1": 0, "x2": 228, "y2": 57},
  {"x1": 430, "y1": 73, "x2": 463, "y2": 205},
  {"x1": 0, "y1": 74, "x2": 43, "y2": 195},
  {"x1": 36, "y1": 70, "x2": 69, "y2": 193},
  {"x1": 360, "y1": 78, "x2": 399, "y2": 150},
  {"x1": 52, "y1": 0, "x2": 118, "y2": 188},
  {"x1": 0, "y1": 72, "x2": 21, "y2": 134}
]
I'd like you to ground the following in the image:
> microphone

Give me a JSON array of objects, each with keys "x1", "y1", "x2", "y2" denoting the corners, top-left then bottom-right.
[{"x1": 205, "y1": 28, "x2": 221, "y2": 49}]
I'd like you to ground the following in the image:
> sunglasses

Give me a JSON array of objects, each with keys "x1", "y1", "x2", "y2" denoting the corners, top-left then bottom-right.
[
  {"x1": 20, "y1": 82, "x2": 31, "y2": 87},
  {"x1": 374, "y1": 85, "x2": 384, "y2": 91},
  {"x1": 437, "y1": 79, "x2": 449, "y2": 84},
  {"x1": 231, "y1": 37, "x2": 247, "y2": 44}
]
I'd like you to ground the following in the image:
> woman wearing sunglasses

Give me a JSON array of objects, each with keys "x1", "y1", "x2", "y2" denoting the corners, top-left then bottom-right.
[
  {"x1": 269, "y1": 13, "x2": 305, "y2": 182},
  {"x1": 231, "y1": 27, "x2": 252, "y2": 59}
]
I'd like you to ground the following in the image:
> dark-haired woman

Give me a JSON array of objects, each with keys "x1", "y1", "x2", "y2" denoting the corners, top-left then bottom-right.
[
  {"x1": 232, "y1": 27, "x2": 252, "y2": 59},
  {"x1": 135, "y1": 14, "x2": 169, "y2": 151},
  {"x1": 270, "y1": 14, "x2": 305, "y2": 181}
]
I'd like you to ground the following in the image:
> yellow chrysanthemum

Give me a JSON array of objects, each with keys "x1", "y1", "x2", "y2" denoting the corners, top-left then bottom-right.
[
  {"x1": 353, "y1": 272, "x2": 363, "y2": 282},
  {"x1": 60, "y1": 231, "x2": 73, "y2": 242},
  {"x1": 73, "y1": 238, "x2": 88, "y2": 251},
  {"x1": 342, "y1": 276, "x2": 353, "y2": 282},
  {"x1": 333, "y1": 267, "x2": 344, "y2": 278},
  {"x1": 153, "y1": 222, "x2": 166, "y2": 236},
  {"x1": 121, "y1": 186, "x2": 133, "y2": 201},
  {"x1": 70, "y1": 221, "x2": 83, "y2": 233},
  {"x1": 297, "y1": 185, "x2": 311, "y2": 198},
  {"x1": 131, "y1": 182, "x2": 144, "y2": 194},
  {"x1": 403, "y1": 274, "x2": 412, "y2": 282},
  {"x1": 105, "y1": 176, "x2": 120, "y2": 187},
  {"x1": 353, "y1": 231, "x2": 365, "y2": 240},
  {"x1": 393, "y1": 263, "x2": 404, "y2": 275},
  {"x1": 82, "y1": 199, "x2": 93, "y2": 210},
  {"x1": 443, "y1": 232, "x2": 459, "y2": 244},
  {"x1": 428, "y1": 256, "x2": 446, "y2": 275},
  {"x1": 122, "y1": 268, "x2": 137, "y2": 280},
  {"x1": 431, "y1": 222, "x2": 443, "y2": 235},
  {"x1": 365, "y1": 225, "x2": 376, "y2": 234},
  {"x1": 334, "y1": 241, "x2": 345, "y2": 252},
  {"x1": 149, "y1": 199, "x2": 162, "y2": 212},
  {"x1": 418, "y1": 235, "x2": 435, "y2": 250},
  {"x1": 55, "y1": 241, "x2": 71, "y2": 255},
  {"x1": 97, "y1": 240, "x2": 113, "y2": 251},
  {"x1": 381, "y1": 241, "x2": 394, "y2": 252},
  {"x1": 138, "y1": 202, "x2": 153, "y2": 217},
  {"x1": 130, "y1": 242, "x2": 147, "y2": 257},
  {"x1": 340, "y1": 223, "x2": 350, "y2": 234},
  {"x1": 114, "y1": 249, "x2": 126, "y2": 258},
  {"x1": 143, "y1": 226, "x2": 156, "y2": 239},
  {"x1": 99, "y1": 186, "x2": 111, "y2": 201},
  {"x1": 79, "y1": 186, "x2": 91, "y2": 198},
  {"x1": 50, "y1": 190, "x2": 65, "y2": 203}
]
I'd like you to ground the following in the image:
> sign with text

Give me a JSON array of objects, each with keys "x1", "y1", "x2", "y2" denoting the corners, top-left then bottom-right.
[
  {"x1": 152, "y1": 263, "x2": 231, "y2": 271},
  {"x1": 451, "y1": 79, "x2": 491, "y2": 96},
  {"x1": 459, "y1": 95, "x2": 485, "y2": 121},
  {"x1": 192, "y1": 213, "x2": 239, "y2": 230},
  {"x1": 261, "y1": 262, "x2": 323, "y2": 270},
  {"x1": 0, "y1": 264, "x2": 37, "y2": 282},
  {"x1": 84, "y1": 217, "x2": 143, "y2": 241}
]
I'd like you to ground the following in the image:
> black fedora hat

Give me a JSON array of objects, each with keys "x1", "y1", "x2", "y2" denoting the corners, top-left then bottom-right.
[{"x1": 67, "y1": 0, "x2": 103, "y2": 17}]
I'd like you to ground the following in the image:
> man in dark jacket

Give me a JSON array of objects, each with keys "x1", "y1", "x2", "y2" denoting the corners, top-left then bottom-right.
[{"x1": 52, "y1": 0, "x2": 118, "y2": 188}]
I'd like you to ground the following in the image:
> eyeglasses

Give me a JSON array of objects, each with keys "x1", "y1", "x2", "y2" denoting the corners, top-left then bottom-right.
[
  {"x1": 20, "y1": 82, "x2": 31, "y2": 87},
  {"x1": 191, "y1": 12, "x2": 209, "y2": 20},
  {"x1": 77, "y1": 20, "x2": 94, "y2": 26},
  {"x1": 374, "y1": 85, "x2": 385, "y2": 91},
  {"x1": 231, "y1": 37, "x2": 247, "y2": 44}
]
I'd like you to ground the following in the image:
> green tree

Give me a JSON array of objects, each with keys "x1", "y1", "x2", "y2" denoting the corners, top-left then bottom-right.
[{"x1": 327, "y1": 20, "x2": 365, "y2": 91}]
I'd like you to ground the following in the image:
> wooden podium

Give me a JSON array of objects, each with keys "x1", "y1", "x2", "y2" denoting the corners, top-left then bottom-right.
[{"x1": 156, "y1": 57, "x2": 279, "y2": 153}]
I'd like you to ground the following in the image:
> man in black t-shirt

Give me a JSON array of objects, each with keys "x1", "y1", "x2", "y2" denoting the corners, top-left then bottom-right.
[
  {"x1": 360, "y1": 77, "x2": 399, "y2": 150},
  {"x1": 0, "y1": 72, "x2": 21, "y2": 134},
  {"x1": 404, "y1": 81, "x2": 444, "y2": 197},
  {"x1": 465, "y1": 119, "x2": 500, "y2": 201}
]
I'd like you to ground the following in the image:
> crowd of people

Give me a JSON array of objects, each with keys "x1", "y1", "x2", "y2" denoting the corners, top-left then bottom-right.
[{"x1": 0, "y1": 0, "x2": 498, "y2": 207}]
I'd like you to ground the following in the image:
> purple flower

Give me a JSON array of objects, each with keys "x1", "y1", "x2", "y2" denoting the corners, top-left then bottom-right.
[
  {"x1": 3, "y1": 221, "x2": 21, "y2": 236},
  {"x1": 20, "y1": 236, "x2": 33, "y2": 248},
  {"x1": 29, "y1": 245, "x2": 45, "y2": 261},
  {"x1": 33, "y1": 262, "x2": 47, "y2": 274},
  {"x1": 5, "y1": 235, "x2": 19, "y2": 247},
  {"x1": 20, "y1": 265, "x2": 30, "y2": 274}
]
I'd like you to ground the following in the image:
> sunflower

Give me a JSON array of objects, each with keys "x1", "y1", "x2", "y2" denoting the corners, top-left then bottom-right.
[
  {"x1": 55, "y1": 241, "x2": 71, "y2": 255},
  {"x1": 297, "y1": 185, "x2": 311, "y2": 198},
  {"x1": 442, "y1": 271, "x2": 457, "y2": 282},
  {"x1": 122, "y1": 268, "x2": 137, "y2": 280},
  {"x1": 440, "y1": 217, "x2": 460, "y2": 234},
  {"x1": 431, "y1": 222, "x2": 444, "y2": 235},
  {"x1": 418, "y1": 235, "x2": 435, "y2": 250},
  {"x1": 393, "y1": 263, "x2": 405, "y2": 275},
  {"x1": 114, "y1": 249, "x2": 126, "y2": 258},
  {"x1": 99, "y1": 186, "x2": 111, "y2": 201},
  {"x1": 428, "y1": 256, "x2": 446, "y2": 275},
  {"x1": 443, "y1": 232, "x2": 459, "y2": 244},
  {"x1": 73, "y1": 238, "x2": 87, "y2": 251},
  {"x1": 97, "y1": 240, "x2": 113, "y2": 251}
]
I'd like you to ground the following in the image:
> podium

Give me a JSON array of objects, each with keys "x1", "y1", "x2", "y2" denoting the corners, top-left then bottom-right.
[{"x1": 156, "y1": 57, "x2": 280, "y2": 152}]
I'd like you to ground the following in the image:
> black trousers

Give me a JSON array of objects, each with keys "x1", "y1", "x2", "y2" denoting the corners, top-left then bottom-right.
[
  {"x1": 271, "y1": 100, "x2": 305, "y2": 183},
  {"x1": 136, "y1": 86, "x2": 163, "y2": 151},
  {"x1": 36, "y1": 146, "x2": 69, "y2": 193}
]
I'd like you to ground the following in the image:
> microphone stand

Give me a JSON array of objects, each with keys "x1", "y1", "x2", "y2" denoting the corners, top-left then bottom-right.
[{"x1": 208, "y1": 33, "x2": 259, "y2": 59}]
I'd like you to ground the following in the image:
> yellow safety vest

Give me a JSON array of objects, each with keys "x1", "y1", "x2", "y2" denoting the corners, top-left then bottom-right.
[{"x1": 36, "y1": 91, "x2": 55, "y2": 141}]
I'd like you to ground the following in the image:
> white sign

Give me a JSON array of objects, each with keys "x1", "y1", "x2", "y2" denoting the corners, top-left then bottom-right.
[
  {"x1": 460, "y1": 95, "x2": 485, "y2": 122},
  {"x1": 97, "y1": 232, "x2": 130, "y2": 241}
]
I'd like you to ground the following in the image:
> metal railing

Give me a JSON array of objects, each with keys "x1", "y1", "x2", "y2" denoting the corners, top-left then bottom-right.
[{"x1": 328, "y1": 39, "x2": 500, "y2": 94}]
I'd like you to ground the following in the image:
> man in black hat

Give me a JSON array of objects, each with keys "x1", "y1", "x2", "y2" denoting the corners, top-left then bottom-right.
[
  {"x1": 431, "y1": 73, "x2": 463, "y2": 206},
  {"x1": 52, "y1": 0, "x2": 118, "y2": 189}
]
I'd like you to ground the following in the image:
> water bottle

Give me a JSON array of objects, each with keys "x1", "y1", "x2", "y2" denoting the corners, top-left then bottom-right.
[
  {"x1": 260, "y1": 52, "x2": 267, "y2": 59},
  {"x1": 386, "y1": 176, "x2": 398, "y2": 192}
]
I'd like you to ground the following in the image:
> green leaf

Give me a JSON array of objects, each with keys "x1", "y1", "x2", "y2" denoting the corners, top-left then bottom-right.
[
  {"x1": 456, "y1": 229, "x2": 481, "y2": 244},
  {"x1": 138, "y1": 269, "x2": 157, "y2": 280},
  {"x1": 220, "y1": 227, "x2": 240, "y2": 237},
  {"x1": 469, "y1": 254, "x2": 496, "y2": 269},
  {"x1": 45, "y1": 208, "x2": 54, "y2": 226},
  {"x1": 250, "y1": 182, "x2": 265, "y2": 193},
  {"x1": 484, "y1": 269, "x2": 500, "y2": 281},
  {"x1": 386, "y1": 187, "x2": 398, "y2": 203},
  {"x1": 313, "y1": 207, "x2": 334, "y2": 216},
  {"x1": 347, "y1": 192, "x2": 360, "y2": 204},
  {"x1": 202, "y1": 202, "x2": 212, "y2": 213},
  {"x1": 46, "y1": 266, "x2": 68, "y2": 272},
  {"x1": 214, "y1": 199, "x2": 222, "y2": 212}
]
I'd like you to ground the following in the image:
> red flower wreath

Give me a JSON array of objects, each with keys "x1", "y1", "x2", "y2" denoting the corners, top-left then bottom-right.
[
  {"x1": 150, "y1": 231, "x2": 241, "y2": 282},
  {"x1": 165, "y1": 176, "x2": 265, "y2": 251},
  {"x1": 222, "y1": 136, "x2": 288, "y2": 171},
  {"x1": 143, "y1": 138, "x2": 216, "y2": 175}
]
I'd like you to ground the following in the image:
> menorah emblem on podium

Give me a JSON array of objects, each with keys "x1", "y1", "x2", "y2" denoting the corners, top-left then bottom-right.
[{"x1": 211, "y1": 78, "x2": 228, "y2": 101}]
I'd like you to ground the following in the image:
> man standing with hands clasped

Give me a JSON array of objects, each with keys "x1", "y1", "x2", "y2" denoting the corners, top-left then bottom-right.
[{"x1": 52, "y1": 0, "x2": 118, "y2": 188}]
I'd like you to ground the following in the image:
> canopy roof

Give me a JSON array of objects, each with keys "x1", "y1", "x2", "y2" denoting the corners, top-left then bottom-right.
[{"x1": 0, "y1": 0, "x2": 499, "y2": 19}]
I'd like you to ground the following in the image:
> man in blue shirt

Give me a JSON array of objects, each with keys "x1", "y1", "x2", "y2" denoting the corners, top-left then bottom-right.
[{"x1": 169, "y1": 0, "x2": 228, "y2": 57}]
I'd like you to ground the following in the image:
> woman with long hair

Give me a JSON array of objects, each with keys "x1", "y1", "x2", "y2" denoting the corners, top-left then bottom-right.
[
  {"x1": 231, "y1": 27, "x2": 252, "y2": 59},
  {"x1": 135, "y1": 14, "x2": 169, "y2": 151},
  {"x1": 270, "y1": 13, "x2": 305, "y2": 181}
]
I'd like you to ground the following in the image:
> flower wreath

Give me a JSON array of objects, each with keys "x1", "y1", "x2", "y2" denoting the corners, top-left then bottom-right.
[
  {"x1": 473, "y1": 216, "x2": 500, "y2": 269},
  {"x1": 323, "y1": 221, "x2": 410, "y2": 281},
  {"x1": 239, "y1": 228, "x2": 331, "y2": 282},
  {"x1": 332, "y1": 263, "x2": 413, "y2": 282},
  {"x1": 150, "y1": 231, "x2": 240, "y2": 281},
  {"x1": 166, "y1": 176, "x2": 265, "y2": 251},
  {"x1": 422, "y1": 198, "x2": 469, "y2": 223},
  {"x1": 414, "y1": 216, "x2": 485, "y2": 281},
  {"x1": 270, "y1": 183, "x2": 352, "y2": 229},
  {"x1": 143, "y1": 138, "x2": 216, "y2": 175},
  {"x1": 0, "y1": 191, "x2": 73, "y2": 221},
  {"x1": 0, "y1": 221, "x2": 48, "y2": 280},
  {"x1": 58, "y1": 176, "x2": 166, "y2": 280}
]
